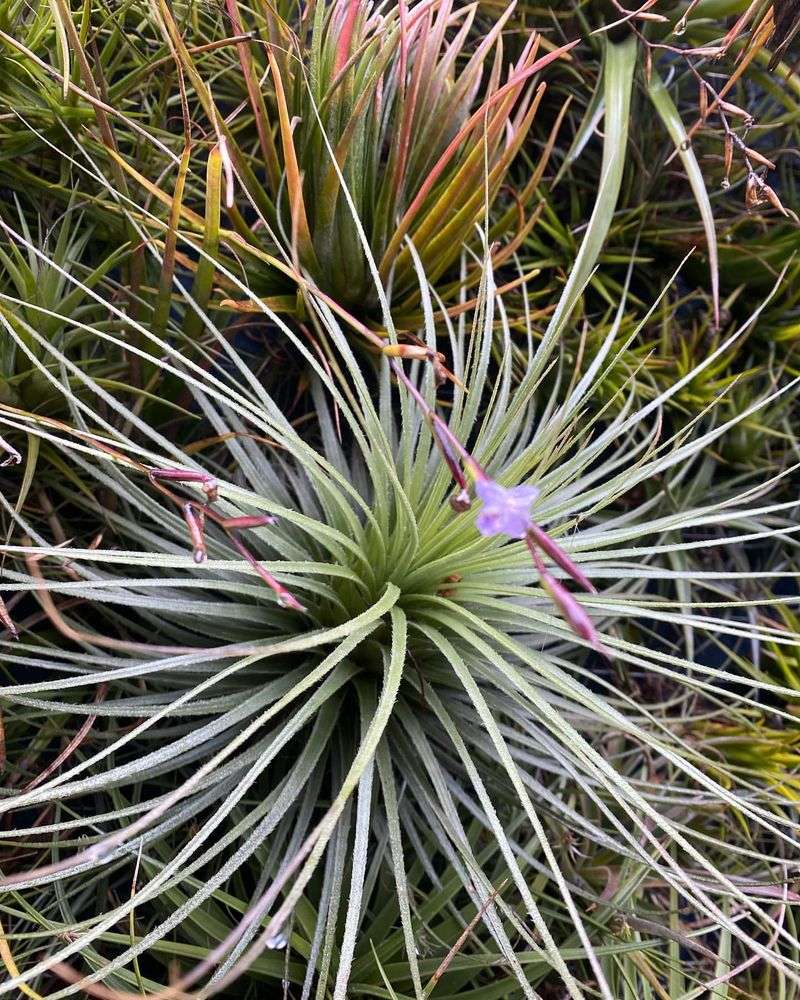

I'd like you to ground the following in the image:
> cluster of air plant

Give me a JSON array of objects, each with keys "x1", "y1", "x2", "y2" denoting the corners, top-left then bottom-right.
[
  {"x1": 1, "y1": 1, "x2": 799, "y2": 998},
  {"x1": 104, "y1": 0, "x2": 574, "y2": 325},
  {"x1": 0, "y1": 203, "x2": 124, "y2": 415}
]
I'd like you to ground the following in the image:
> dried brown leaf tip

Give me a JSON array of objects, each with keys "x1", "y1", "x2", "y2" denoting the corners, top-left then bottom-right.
[
  {"x1": 769, "y1": 0, "x2": 800, "y2": 70},
  {"x1": 722, "y1": 134, "x2": 733, "y2": 189},
  {"x1": 607, "y1": 0, "x2": 667, "y2": 25},
  {"x1": 762, "y1": 183, "x2": 790, "y2": 217},
  {"x1": 437, "y1": 573, "x2": 462, "y2": 599},
  {"x1": 383, "y1": 341, "x2": 460, "y2": 387},
  {"x1": 718, "y1": 99, "x2": 755, "y2": 126},
  {"x1": 744, "y1": 147, "x2": 777, "y2": 170}
]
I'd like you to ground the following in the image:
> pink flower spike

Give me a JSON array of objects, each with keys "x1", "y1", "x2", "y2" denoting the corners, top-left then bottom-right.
[
  {"x1": 182, "y1": 503, "x2": 207, "y2": 564},
  {"x1": 526, "y1": 522, "x2": 596, "y2": 594},
  {"x1": 428, "y1": 418, "x2": 471, "y2": 509},
  {"x1": 149, "y1": 467, "x2": 219, "y2": 503},
  {"x1": 474, "y1": 479, "x2": 539, "y2": 539},
  {"x1": 219, "y1": 515, "x2": 278, "y2": 530},
  {"x1": 229, "y1": 534, "x2": 306, "y2": 613},
  {"x1": 540, "y1": 571, "x2": 609, "y2": 659}
]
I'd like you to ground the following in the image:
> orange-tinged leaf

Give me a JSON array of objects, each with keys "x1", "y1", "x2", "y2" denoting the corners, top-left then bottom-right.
[
  {"x1": 378, "y1": 36, "x2": 578, "y2": 281},
  {"x1": 267, "y1": 48, "x2": 320, "y2": 272}
]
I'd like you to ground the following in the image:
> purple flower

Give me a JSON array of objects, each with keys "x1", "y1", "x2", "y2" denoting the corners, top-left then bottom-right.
[{"x1": 474, "y1": 479, "x2": 539, "y2": 539}]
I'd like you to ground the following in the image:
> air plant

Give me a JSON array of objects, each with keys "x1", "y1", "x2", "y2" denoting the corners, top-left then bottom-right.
[
  {"x1": 694, "y1": 717, "x2": 800, "y2": 801},
  {"x1": 119, "y1": 0, "x2": 575, "y2": 324},
  {"x1": 0, "y1": 201, "x2": 126, "y2": 415},
  {"x1": 718, "y1": 374, "x2": 800, "y2": 467},
  {"x1": 0, "y1": 0, "x2": 97, "y2": 166},
  {"x1": 2, "y1": 224, "x2": 800, "y2": 999}
]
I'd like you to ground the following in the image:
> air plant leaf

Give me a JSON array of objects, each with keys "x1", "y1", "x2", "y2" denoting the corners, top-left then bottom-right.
[
  {"x1": 536, "y1": 35, "x2": 637, "y2": 365},
  {"x1": 647, "y1": 67, "x2": 721, "y2": 328},
  {"x1": 46, "y1": 0, "x2": 70, "y2": 101}
]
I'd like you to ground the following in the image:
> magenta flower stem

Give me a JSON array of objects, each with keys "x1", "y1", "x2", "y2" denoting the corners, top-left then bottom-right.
[
  {"x1": 219, "y1": 515, "x2": 278, "y2": 529},
  {"x1": 147, "y1": 466, "x2": 304, "y2": 611},
  {"x1": 388, "y1": 358, "x2": 486, "y2": 483},
  {"x1": 389, "y1": 355, "x2": 602, "y2": 648},
  {"x1": 227, "y1": 532, "x2": 306, "y2": 613},
  {"x1": 527, "y1": 533, "x2": 606, "y2": 656},
  {"x1": 182, "y1": 503, "x2": 207, "y2": 564},
  {"x1": 526, "y1": 522, "x2": 596, "y2": 594},
  {"x1": 541, "y1": 569, "x2": 607, "y2": 658},
  {"x1": 527, "y1": 542, "x2": 547, "y2": 576},
  {"x1": 149, "y1": 467, "x2": 219, "y2": 503}
]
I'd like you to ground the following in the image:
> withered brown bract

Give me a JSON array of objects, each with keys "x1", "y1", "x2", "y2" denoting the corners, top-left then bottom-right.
[{"x1": 769, "y1": 0, "x2": 800, "y2": 68}]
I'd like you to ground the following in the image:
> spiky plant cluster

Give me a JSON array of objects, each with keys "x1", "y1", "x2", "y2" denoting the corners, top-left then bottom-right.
[{"x1": 1, "y1": 2, "x2": 799, "y2": 999}]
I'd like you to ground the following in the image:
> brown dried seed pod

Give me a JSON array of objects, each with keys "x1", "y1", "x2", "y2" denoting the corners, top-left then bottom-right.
[
  {"x1": 762, "y1": 183, "x2": 789, "y2": 216},
  {"x1": 745, "y1": 174, "x2": 764, "y2": 209},
  {"x1": 723, "y1": 134, "x2": 733, "y2": 186},
  {"x1": 744, "y1": 147, "x2": 777, "y2": 170}
]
